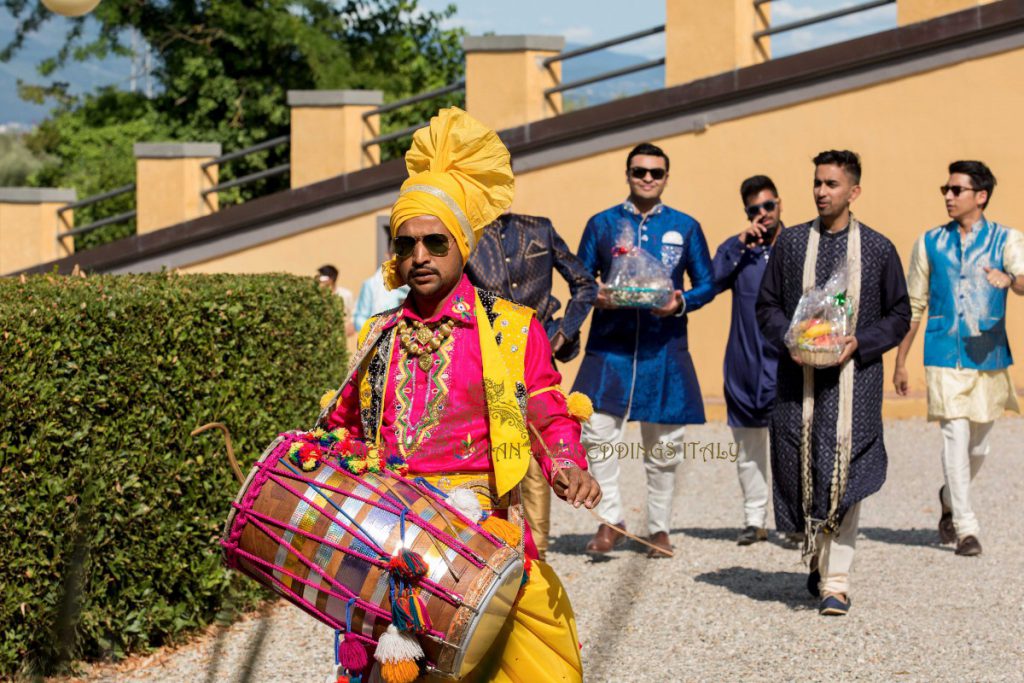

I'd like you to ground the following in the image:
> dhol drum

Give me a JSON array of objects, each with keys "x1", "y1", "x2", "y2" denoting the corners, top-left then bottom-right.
[{"x1": 222, "y1": 429, "x2": 525, "y2": 680}]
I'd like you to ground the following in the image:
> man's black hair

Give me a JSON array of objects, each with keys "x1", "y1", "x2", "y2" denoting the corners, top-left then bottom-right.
[
  {"x1": 626, "y1": 142, "x2": 670, "y2": 172},
  {"x1": 740, "y1": 175, "x2": 778, "y2": 204},
  {"x1": 949, "y1": 160, "x2": 996, "y2": 209},
  {"x1": 317, "y1": 264, "x2": 338, "y2": 280},
  {"x1": 813, "y1": 149, "x2": 861, "y2": 184}
]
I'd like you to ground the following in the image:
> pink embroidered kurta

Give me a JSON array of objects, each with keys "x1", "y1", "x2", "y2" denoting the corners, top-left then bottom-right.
[{"x1": 326, "y1": 275, "x2": 588, "y2": 483}]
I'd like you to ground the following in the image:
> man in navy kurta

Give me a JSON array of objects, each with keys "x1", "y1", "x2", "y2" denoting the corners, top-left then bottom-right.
[
  {"x1": 573, "y1": 143, "x2": 715, "y2": 557},
  {"x1": 712, "y1": 175, "x2": 785, "y2": 547}
]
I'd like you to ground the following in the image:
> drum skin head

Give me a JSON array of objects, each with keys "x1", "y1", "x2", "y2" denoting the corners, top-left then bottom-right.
[{"x1": 445, "y1": 553, "x2": 524, "y2": 678}]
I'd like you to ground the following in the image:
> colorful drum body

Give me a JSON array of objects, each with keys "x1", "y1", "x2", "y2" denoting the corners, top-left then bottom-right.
[{"x1": 222, "y1": 433, "x2": 524, "y2": 679}]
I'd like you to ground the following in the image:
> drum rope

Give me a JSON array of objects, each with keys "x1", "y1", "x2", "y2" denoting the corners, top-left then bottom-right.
[
  {"x1": 273, "y1": 465, "x2": 461, "y2": 570},
  {"x1": 377, "y1": 475, "x2": 478, "y2": 578},
  {"x1": 248, "y1": 479, "x2": 465, "y2": 606},
  {"x1": 272, "y1": 464, "x2": 388, "y2": 557},
  {"x1": 406, "y1": 474, "x2": 505, "y2": 549},
  {"x1": 245, "y1": 478, "x2": 466, "y2": 606},
  {"x1": 276, "y1": 461, "x2": 389, "y2": 556},
  {"x1": 231, "y1": 548, "x2": 369, "y2": 638},
  {"x1": 273, "y1": 456, "x2": 487, "y2": 571},
  {"x1": 241, "y1": 514, "x2": 448, "y2": 638},
  {"x1": 326, "y1": 465, "x2": 488, "y2": 566}
]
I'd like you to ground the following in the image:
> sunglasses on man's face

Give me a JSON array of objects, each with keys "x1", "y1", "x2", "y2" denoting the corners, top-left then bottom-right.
[
  {"x1": 745, "y1": 199, "x2": 779, "y2": 219},
  {"x1": 940, "y1": 185, "x2": 979, "y2": 198},
  {"x1": 393, "y1": 233, "x2": 451, "y2": 259},
  {"x1": 629, "y1": 166, "x2": 667, "y2": 181}
]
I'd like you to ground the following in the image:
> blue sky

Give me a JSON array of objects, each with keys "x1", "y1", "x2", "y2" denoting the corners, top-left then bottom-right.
[{"x1": 0, "y1": 1, "x2": 894, "y2": 127}]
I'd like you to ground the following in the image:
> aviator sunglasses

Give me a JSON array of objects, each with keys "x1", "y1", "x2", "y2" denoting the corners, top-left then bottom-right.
[
  {"x1": 940, "y1": 184, "x2": 979, "y2": 197},
  {"x1": 629, "y1": 166, "x2": 667, "y2": 181},
  {"x1": 393, "y1": 233, "x2": 451, "y2": 259},
  {"x1": 745, "y1": 199, "x2": 779, "y2": 219}
]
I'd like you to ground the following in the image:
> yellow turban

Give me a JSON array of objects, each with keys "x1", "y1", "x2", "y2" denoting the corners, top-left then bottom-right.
[{"x1": 383, "y1": 107, "x2": 514, "y2": 289}]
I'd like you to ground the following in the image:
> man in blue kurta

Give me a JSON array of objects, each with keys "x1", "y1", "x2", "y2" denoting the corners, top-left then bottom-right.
[
  {"x1": 893, "y1": 160, "x2": 1024, "y2": 557},
  {"x1": 712, "y1": 175, "x2": 786, "y2": 546},
  {"x1": 574, "y1": 142, "x2": 716, "y2": 557}
]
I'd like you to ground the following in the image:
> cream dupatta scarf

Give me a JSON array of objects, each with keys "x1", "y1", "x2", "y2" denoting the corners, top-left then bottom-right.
[{"x1": 799, "y1": 216, "x2": 861, "y2": 560}]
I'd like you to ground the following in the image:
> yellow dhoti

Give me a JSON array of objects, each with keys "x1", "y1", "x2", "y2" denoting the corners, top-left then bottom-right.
[{"x1": 413, "y1": 474, "x2": 583, "y2": 683}]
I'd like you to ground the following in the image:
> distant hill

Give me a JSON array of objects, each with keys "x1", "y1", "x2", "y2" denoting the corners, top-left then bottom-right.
[{"x1": 559, "y1": 43, "x2": 665, "y2": 109}]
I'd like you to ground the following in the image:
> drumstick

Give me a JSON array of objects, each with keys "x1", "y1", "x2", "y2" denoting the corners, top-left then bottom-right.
[{"x1": 526, "y1": 424, "x2": 673, "y2": 558}]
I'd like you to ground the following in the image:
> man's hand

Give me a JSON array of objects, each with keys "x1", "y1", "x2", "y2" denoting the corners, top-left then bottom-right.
[
  {"x1": 595, "y1": 286, "x2": 617, "y2": 310},
  {"x1": 836, "y1": 335, "x2": 859, "y2": 365},
  {"x1": 789, "y1": 351, "x2": 804, "y2": 366},
  {"x1": 651, "y1": 289, "x2": 684, "y2": 318},
  {"x1": 739, "y1": 215, "x2": 768, "y2": 248},
  {"x1": 552, "y1": 468, "x2": 602, "y2": 509},
  {"x1": 983, "y1": 266, "x2": 1014, "y2": 290},
  {"x1": 893, "y1": 364, "x2": 909, "y2": 396},
  {"x1": 550, "y1": 331, "x2": 567, "y2": 355}
]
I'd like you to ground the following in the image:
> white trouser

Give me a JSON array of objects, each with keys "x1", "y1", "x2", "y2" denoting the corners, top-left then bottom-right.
[
  {"x1": 939, "y1": 419, "x2": 993, "y2": 539},
  {"x1": 731, "y1": 426, "x2": 770, "y2": 529},
  {"x1": 816, "y1": 501, "x2": 861, "y2": 596},
  {"x1": 582, "y1": 411, "x2": 685, "y2": 535}
]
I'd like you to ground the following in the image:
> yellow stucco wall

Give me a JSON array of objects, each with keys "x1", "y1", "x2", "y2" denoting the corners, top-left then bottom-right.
[
  {"x1": 136, "y1": 157, "x2": 217, "y2": 234},
  {"x1": 666, "y1": 0, "x2": 770, "y2": 87},
  {"x1": 898, "y1": 0, "x2": 998, "y2": 25},
  {"x1": 465, "y1": 50, "x2": 562, "y2": 132},
  {"x1": 175, "y1": 44, "x2": 1024, "y2": 419},
  {"x1": 0, "y1": 202, "x2": 73, "y2": 274},
  {"x1": 290, "y1": 106, "x2": 379, "y2": 187}
]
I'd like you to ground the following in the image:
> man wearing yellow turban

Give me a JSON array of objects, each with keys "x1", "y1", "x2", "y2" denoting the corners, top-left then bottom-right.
[{"x1": 324, "y1": 108, "x2": 600, "y2": 682}]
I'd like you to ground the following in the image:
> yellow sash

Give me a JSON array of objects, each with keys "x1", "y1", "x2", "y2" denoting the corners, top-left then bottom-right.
[{"x1": 474, "y1": 294, "x2": 532, "y2": 496}]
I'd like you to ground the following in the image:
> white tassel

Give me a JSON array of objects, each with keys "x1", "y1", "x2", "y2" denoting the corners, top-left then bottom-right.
[
  {"x1": 374, "y1": 624, "x2": 424, "y2": 664},
  {"x1": 449, "y1": 487, "x2": 483, "y2": 522}
]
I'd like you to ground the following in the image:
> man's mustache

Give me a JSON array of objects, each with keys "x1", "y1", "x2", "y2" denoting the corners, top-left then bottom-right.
[{"x1": 409, "y1": 267, "x2": 440, "y2": 277}]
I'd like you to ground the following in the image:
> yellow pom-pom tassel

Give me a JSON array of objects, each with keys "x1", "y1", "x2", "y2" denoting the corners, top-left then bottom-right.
[
  {"x1": 380, "y1": 660, "x2": 419, "y2": 683},
  {"x1": 320, "y1": 390, "x2": 336, "y2": 410},
  {"x1": 381, "y1": 256, "x2": 404, "y2": 291},
  {"x1": 481, "y1": 514, "x2": 522, "y2": 548},
  {"x1": 566, "y1": 391, "x2": 594, "y2": 423}
]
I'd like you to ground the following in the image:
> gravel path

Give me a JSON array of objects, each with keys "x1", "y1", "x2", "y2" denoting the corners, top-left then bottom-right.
[{"x1": 67, "y1": 418, "x2": 1024, "y2": 683}]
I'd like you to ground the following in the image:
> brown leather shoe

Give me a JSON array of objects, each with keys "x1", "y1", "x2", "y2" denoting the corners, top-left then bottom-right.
[
  {"x1": 938, "y1": 486, "x2": 956, "y2": 545},
  {"x1": 955, "y1": 534, "x2": 982, "y2": 557},
  {"x1": 646, "y1": 531, "x2": 673, "y2": 558},
  {"x1": 585, "y1": 522, "x2": 627, "y2": 555}
]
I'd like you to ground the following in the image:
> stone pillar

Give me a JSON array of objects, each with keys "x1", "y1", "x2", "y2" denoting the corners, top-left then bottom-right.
[
  {"x1": 463, "y1": 35, "x2": 565, "y2": 132},
  {"x1": 287, "y1": 90, "x2": 384, "y2": 188},
  {"x1": 133, "y1": 143, "x2": 220, "y2": 235},
  {"x1": 665, "y1": 0, "x2": 770, "y2": 87},
  {"x1": 897, "y1": 0, "x2": 996, "y2": 25},
  {"x1": 0, "y1": 188, "x2": 76, "y2": 274}
]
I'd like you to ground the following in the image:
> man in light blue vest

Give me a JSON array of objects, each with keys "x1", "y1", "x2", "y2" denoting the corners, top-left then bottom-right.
[{"x1": 894, "y1": 160, "x2": 1024, "y2": 557}]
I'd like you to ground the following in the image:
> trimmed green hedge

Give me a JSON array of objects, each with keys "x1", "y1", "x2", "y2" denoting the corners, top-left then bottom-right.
[{"x1": 0, "y1": 273, "x2": 348, "y2": 676}]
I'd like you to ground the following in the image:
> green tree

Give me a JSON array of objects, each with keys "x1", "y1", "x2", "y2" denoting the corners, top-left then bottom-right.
[
  {"x1": 3, "y1": 0, "x2": 465, "y2": 249},
  {"x1": 0, "y1": 130, "x2": 50, "y2": 186}
]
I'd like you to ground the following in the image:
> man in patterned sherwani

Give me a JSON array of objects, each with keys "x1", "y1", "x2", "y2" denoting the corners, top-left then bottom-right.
[
  {"x1": 757, "y1": 150, "x2": 910, "y2": 616},
  {"x1": 467, "y1": 212, "x2": 598, "y2": 559}
]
